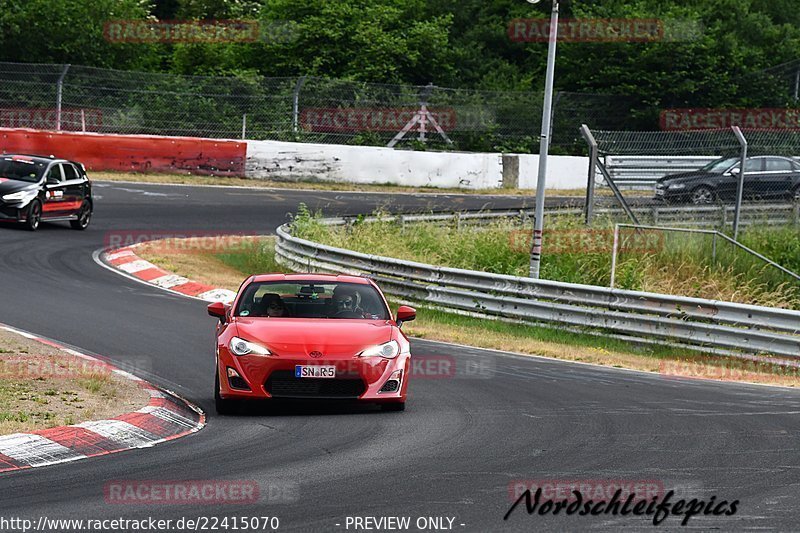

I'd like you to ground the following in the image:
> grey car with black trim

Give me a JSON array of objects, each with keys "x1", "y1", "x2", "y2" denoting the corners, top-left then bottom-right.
[
  {"x1": 0, "y1": 154, "x2": 93, "y2": 231},
  {"x1": 654, "y1": 155, "x2": 800, "y2": 204}
]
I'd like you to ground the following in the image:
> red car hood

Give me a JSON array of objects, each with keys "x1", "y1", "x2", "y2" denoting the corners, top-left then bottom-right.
[{"x1": 233, "y1": 318, "x2": 394, "y2": 358}]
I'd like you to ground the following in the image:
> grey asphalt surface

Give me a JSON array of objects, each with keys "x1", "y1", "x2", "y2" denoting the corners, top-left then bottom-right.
[{"x1": 0, "y1": 181, "x2": 798, "y2": 532}]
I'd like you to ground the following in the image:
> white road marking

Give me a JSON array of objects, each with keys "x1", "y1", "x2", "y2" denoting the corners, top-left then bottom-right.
[{"x1": 75, "y1": 420, "x2": 160, "y2": 448}]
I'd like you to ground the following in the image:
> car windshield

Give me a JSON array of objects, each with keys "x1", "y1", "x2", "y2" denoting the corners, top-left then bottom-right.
[
  {"x1": 0, "y1": 157, "x2": 46, "y2": 182},
  {"x1": 700, "y1": 157, "x2": 738, "y2": 174},
  {"x1": 234, "y1": 281, "x2": 390, "y2": 320}
]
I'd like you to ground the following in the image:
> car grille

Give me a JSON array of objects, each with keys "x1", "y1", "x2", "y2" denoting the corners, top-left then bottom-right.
[
  {"x1": 379, "y1": 379, "x2": 400, "y2": 393},
  {"x1": 265, "y1": 370, "x2": 366, "y2": 399}
]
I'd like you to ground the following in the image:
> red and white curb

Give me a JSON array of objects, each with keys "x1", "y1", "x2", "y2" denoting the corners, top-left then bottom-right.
[
  {"x1": 99, "y1": 246, "x2": 236, "y2": 304},
  {"x1": 0, "y1": 324, "x2": 205, "y2": 474}
]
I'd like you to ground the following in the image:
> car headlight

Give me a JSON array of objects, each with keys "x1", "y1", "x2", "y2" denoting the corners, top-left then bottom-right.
[
  {"x1": 1, "y1": 190, "x2": 36, "y2": 202},
  {"x1": 359, "y1": 340, "x2": 400, "y2": 359},
  {"x1": 669, "y1": 183, "x2": 686, "y2": 190},
  {"x1": 229, "y1": 336, "x2": 271, "y2": 356}
]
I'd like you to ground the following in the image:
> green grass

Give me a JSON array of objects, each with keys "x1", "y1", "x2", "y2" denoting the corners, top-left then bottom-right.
[{"x1": 215, "y1": 239, "x2": 284, "y2": 275}]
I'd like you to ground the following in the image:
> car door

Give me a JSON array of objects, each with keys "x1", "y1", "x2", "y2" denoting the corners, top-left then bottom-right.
[
  {"x1": 761, "y1": 157, "x2": 795, "y2": 198},
  {"x1": 42, "y1": 163, "x2": 68, "y2": 217},
  {"x1": 718, "y1": 158, "x2": 760, "y2": 200},
  {"x1": 738, "y1": 157, "x2": 765, "y2": 200},
  {"x1": 59, "y1": 162, "x2": 86, "y2": 215}
]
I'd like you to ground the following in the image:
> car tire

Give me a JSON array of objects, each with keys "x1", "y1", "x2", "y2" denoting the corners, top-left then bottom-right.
[
  {"x1": 792, "y1": 186, "x2": 800, "y2": 203},
  {"x1": 70, "y1": 200, "x2": 92, "y2": 230},
  {"x1": 381, "y1": 402, "x2": 406, "y2": 412},
  {"x1": 215, "y1": 370, "x2": 238, "y2": 415},
  {"x1": 24, "y1": 199, "x2": 42, "y2": 231},
  {"x1": 690, "y1": 186, "x2": 716, "y2": 205}
]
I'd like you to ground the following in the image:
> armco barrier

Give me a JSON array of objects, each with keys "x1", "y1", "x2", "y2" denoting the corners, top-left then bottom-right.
[
  {"x1": 0, "y1": 128, "x2": 246, "y2": 175},
  {"x1": 275, "y1": 213, "x2": 800, "y2": 358}
]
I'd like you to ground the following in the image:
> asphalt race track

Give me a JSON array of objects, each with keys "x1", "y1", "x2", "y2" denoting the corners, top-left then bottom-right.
[{"x1": 1, "y1": 181, "x2": 799, "y2": 531}]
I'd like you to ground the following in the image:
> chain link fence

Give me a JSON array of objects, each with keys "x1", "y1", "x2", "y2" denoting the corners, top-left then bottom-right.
[
  {"x1": 0, "y1": 61, "x2": 637, "y2": 154},
  {"x1": 583, "y1": 126, "x2": 800, "y2": 235}
]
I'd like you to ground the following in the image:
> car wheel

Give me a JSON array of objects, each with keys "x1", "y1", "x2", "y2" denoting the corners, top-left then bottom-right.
[
  {"x1": 214, "y1": 370, "x2": 238, "y2": 415},
  {"x1": 381, "y1": 402, "x2": 405, "y2": 412},
  {"x1": 24, "y1": 199, "x2": 42, "y2": 231},
  {"x1": 70, "y1": 200, "x2": 92, "y2": 230},
  {"x1": 690, "y1": 186, "x2": 715, "y2": 205},
  {"x1": 793, "y1": 186, "x2": 800, "y2": 203}
]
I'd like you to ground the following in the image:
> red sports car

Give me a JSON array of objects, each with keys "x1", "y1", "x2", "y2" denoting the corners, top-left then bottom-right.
[{"x1": 208, "y1": 273, "x2": 415, "y2": 414}]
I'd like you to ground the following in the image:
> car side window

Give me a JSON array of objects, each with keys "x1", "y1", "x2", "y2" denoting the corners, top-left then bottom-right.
[
  {"x1": 61, "y1": 163, "x2": 78, "y2": 181},
  {"x1": 745, "y1": 159, "x2": 762, "y2": 172},
  {"x1": 765, "y1": 158, "x2": 792, "y2": 172},
  {"x1": 46, "y1": 165, "x2": 63, "y2": 183}
]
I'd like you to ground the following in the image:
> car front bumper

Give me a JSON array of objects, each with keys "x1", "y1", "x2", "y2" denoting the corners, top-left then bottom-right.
[{"x1": 218, "y1": 348, "x2": 410, "y2": 403}]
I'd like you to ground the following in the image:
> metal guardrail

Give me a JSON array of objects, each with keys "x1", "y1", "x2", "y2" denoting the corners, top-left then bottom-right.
[
  {"x1": 602, "y1": 155, "x2": 719, "y2": 190},
  {"x1": 274, "y1": 212, "x2": 800, "y2": 358}
]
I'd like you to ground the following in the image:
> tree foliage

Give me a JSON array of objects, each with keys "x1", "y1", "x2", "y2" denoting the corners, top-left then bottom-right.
[{"x1": 1, "y1": 0, "x2": 799, "y2": 108}]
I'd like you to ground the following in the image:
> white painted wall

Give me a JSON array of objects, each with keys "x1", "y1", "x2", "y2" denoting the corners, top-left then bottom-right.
[
  {"x1": 245, "y1": 139, "x2": 589, "y2": 190},
  {"x1": 517, "y1": 154, "x2": 589, "y2": 190}
]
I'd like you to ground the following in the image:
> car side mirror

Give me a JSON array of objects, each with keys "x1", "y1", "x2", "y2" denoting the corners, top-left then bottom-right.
[
  {"x1": 46, "y1": 176, "x2": 59, "y2": 185},
  {"x1": 396, "y1": 305, "x2": 416, "y2": 328},
  {"x1": 729, "y1": 167, "x2": 741, "y2": 175},
  {"x1": 207, "y1": 302, "x2": 230, "y2": 323}
]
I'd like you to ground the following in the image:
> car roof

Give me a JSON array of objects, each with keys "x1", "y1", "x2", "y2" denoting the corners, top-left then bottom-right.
[
  {"x1": 249, "y1": 273, "x2": 371, "y2": 285},
  {"x1": 2, "y1": 154, "x2": 64, "y2": 164}
]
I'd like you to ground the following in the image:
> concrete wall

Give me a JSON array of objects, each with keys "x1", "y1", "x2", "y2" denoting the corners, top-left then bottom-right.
[
  {"x1": 0, "y1": 128, "x2": 246, "y2": 175},
  {"x1": 245, "y1": 140, "x2": 504, "y2": 190},
  {"x1": 0, "y1": 128, "x2": 591, "y2": 190},
  {"x1": 245, "y1": 139, "x2": 590, "y2": 190}
]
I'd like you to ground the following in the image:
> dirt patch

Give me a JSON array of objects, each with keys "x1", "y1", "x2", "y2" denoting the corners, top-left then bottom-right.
[{"x1": 0, "y1": 329, "x2": 150, "y2": 435}]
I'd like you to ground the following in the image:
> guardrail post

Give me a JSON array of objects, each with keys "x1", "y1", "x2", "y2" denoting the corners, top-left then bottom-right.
[{"x1": 610, "y1": 224, "x2": 620, "y2": 288}]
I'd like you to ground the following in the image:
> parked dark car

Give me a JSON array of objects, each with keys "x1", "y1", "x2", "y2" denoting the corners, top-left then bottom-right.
[
  {"x1": 0, "y1": 154, "x2": 92, "y2": 231},
  {"x1": 654, "y1": 156, "x2": 800, "y2": 204}
]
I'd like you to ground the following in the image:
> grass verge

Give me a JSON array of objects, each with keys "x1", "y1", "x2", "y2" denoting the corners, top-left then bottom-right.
[
  {"x1": 133, "y1": 236, "x2": 800, "y2": 387},
  {"x1": 0, "y1": 329, "x2": 149, "y2": 435},
  {"x1": 292, "y1": 206, "x2": 800, "y2": 309}
]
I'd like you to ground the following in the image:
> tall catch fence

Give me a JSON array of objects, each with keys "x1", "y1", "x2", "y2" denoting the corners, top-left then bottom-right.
[{"x1": 0, "y1": 61, "x2": 636, "y2": 154}]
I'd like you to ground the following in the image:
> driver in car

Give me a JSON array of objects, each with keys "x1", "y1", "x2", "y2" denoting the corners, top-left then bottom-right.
[{"x1": 331, "y1": 286, "x2": 365, "y2": 318}]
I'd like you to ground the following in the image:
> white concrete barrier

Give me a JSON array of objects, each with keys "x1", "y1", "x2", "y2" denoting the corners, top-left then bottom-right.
[
  {"x1": 517, "y1": 154, "x2": 589, "y2": 190},
  {"x1": 245, "y1": 139, "x2": 589, "y2": 190}
]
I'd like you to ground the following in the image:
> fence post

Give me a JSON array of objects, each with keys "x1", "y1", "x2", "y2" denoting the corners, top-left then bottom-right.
[
  {"x1": 55, "y1": 64, "x2": 71, "y2": 131},
  {"x1": 732, "y1": 126, "x2": 748, "y2": 240},
  {"x1": 610, "y1": 224, "x2": 620, "y2": 288},
  {"x1": 80, "y1": 109, "x2": 86, "y2": 132},
  {"x1": 241, "y1": 113, "x2": 247, "y2": 139},
  {"x1": 579, "y1": 124, "x2": 598, "y2": 225},
  {"x1": 712, "y1": 232, "x2": 717, "y2": 265},
  {"x1": 292, "y1": 75, "x2": 308, "y2": 136},
  {"x1": 794, "y1": 201, "x2": 800, "y2": 227}
]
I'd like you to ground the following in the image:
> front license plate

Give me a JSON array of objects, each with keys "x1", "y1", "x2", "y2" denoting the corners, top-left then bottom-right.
[{"x1": 295, "y1": 365, "x2": 336, "y2": 378}]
